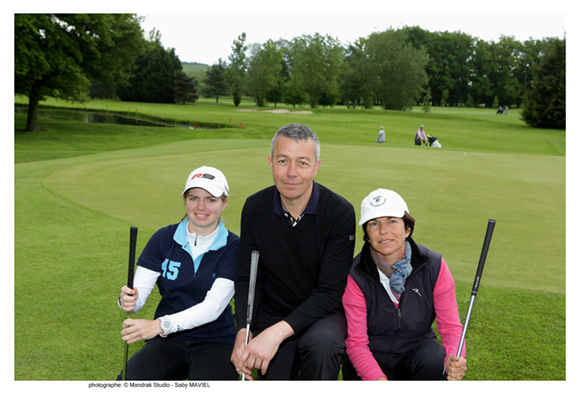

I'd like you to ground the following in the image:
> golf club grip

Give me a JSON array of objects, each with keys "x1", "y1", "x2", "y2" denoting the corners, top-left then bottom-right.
[
  {"x1": 246, "y1": 250, "x2": 260, "y2": 325},
  {"x1": 127, "y1": 226, "x2": 138, "y2": 289},
  {"x1": 471, "y1": 219, "x2": 495, "y2": 296}
]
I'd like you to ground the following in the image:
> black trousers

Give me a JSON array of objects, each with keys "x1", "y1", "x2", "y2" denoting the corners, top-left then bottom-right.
[
  {"x1": 342, "y1": 338, "x2": 447, "y2": 381},
  {"x1": 117, "y1": 336, "x2": 238, "y2": 380},
  {"x1": 258, "y1": 310, "x2": 347, "y2": 380}
]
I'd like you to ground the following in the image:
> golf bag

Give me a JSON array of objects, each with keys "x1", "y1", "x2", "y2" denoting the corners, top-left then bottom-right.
[{"x1": 427, "y1": 134, "x2": 442, "y2": 148}]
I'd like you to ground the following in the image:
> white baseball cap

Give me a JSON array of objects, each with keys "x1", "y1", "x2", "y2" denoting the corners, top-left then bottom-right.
[
  {"x1": 183, "y1": 166, "x2": 229, "y2": 197},
  {"x1": 359, "y1": 189, "x2": 409, "y2": 225}
]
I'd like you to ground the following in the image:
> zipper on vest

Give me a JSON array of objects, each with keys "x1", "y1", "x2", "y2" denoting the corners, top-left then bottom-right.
[{"x1": 397, "y1": 308, "x2": 402, "y2": 329}]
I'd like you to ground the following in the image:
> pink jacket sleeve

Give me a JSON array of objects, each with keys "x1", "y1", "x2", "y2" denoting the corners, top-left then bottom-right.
[
  {"x1": 342, "y1": 275, "x2": 387, "y2": 381},
  {"x1": 433, "y1": 257, "x2": 466, "y2": 362}
]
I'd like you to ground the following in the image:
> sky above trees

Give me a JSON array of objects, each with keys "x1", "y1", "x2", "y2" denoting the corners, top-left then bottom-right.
[{"x1": 139, "y1": 7, "x2": 566, "y2": 65}]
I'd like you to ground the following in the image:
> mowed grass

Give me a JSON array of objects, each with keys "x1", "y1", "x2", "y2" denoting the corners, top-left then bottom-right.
[{"x1": 13, "y1": 98, "x2": 566, "y2": 381}]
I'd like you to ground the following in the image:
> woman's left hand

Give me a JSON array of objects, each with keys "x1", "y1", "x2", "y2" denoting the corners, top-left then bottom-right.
[
  {"x1": 445, "y1": 355, "x2": 467, "y2": 381},
  {"x1": 121, "y1": 318, "x2": 163, "y2": 344}
]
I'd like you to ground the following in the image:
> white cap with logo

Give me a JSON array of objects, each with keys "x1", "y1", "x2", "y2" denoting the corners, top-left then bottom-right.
[
  {"x1": 183, "y1": 166, "x2": 229, "y2": 197},
  {"x1": 359, "y1": 188, "x2": 409, "y2": 225}
]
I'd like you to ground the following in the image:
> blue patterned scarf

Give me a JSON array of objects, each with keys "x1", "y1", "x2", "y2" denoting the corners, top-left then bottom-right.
[
  {"x1": 389, "y1": 241, "x2": 413, "y2": 295},
  {"x1": 373, "y1": 241, "x2": 413, "y2": 297}
]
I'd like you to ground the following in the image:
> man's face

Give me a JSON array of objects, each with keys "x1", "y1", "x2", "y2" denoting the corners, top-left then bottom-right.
[{"x1": 268, "y1": 135, "x2": 321, "y2": 206}]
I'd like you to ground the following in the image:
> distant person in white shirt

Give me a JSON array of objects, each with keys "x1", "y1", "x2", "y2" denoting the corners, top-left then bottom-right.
[{"x1": 377, "y1": 126, "x2": 386, "y2": 143}]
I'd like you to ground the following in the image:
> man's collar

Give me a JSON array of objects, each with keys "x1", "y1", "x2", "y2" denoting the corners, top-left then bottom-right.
[{"x1": 273, "y1": 182, "x2": 320, "y2": 216}]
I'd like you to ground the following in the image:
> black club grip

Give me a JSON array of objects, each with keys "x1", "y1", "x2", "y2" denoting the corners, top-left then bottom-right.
[{"x1": 127, "y1": 226, "x2": 138, "y2": 289}]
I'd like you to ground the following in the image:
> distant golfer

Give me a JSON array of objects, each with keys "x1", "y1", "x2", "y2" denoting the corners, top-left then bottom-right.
[
  {"x1": 342, "y1": 189, "x2": 467, "y2": 381},
  {"x1": 376, "y1": 126, "x2": 386, "y2": 143},
  {"x1": 231, "y1": 123, "x2": 356, "y2": 380},
  {"x1": 118, "y1": 166, "x2": 239, "y2": 380},
  {"x1": 415, "y1": 125, "x2": 427, "y2": 145}
]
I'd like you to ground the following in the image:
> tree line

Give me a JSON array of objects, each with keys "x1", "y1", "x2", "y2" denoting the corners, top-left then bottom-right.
[
  {"x1": 15, "y1": 14, "x2": 565, "y2": 131},
  {"x1": 205, "y1": 28, "x2": 564, "y2": 123}
]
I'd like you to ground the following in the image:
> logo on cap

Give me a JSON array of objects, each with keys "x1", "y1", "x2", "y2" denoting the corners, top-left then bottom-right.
[
  {"x1": 191, "y1": 173, "x2": 215, "y2": 180},
  {"x1": 370, "y1": 195, "x2": 386, "y2": 207}
]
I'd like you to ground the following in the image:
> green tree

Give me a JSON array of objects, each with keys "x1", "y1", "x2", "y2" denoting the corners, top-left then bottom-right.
[
  {"x1": 116, "y1": 35, "x2": 182, "y2": 103},
  {"x1": 247, "y1": 40, "x2": 283, "y2": 107},
  {"x1": 513, "y1": 38, "x2": 551, "y2": 108},
  {"x1": 486, "y1": 36, "x2": 524, "y2": 108},
  {"x1": 521, "y1": 38, "x2": 565, "y2": 129},
  {"x1": 442, "y1": 32, "x2": 474, "y2": 106},
  {"x1": 174, "y1": 70, "x2": 199, "y2": 104},
  {"x1": 411, "y1": 29, "x2": 473, "y2": 107},
  {"x1": 284, "y1": 78, "x2": 308, "y2": 108},
  {"x1": 365, "y1": 29, "x2": 429, "y2": 110},
  {"x1": 276, "y1": 39, "x2": 306, "y2": 108},
  {"x1": 225, "y1": 33, "x2": 247, "y2": 107},
  {"x1": 14, "y1": 13, "x2": 146, "y2": 131},
  {"x1": 201, "y1": 59, "x2": 228, "y2": 103},
  {"x1": 266, "y1": 39, "x2": 291, "y2": 107},
  {"x1": 290, "y1": 33, "x2": 344, "y2": 108},
  {"x1": 469, "y1": 39, "x2": 494, "y2": 106},
  {"x1": 339, "y1": 38, "x2": 375, "y2": 108}
]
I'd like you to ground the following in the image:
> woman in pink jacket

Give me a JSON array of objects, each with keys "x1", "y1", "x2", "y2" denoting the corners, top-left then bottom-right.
[{"x1": 342, "y1": 189, "x2": 467, "y2": 381}]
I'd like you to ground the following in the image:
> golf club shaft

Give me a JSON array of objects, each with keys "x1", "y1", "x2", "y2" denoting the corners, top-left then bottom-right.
[
  {"x1": 456, "y1": 219, "x2": 495, "y2": 358},
  {"x1": 122, "y1": 226, "x2": 138, "y2": 381},
  {"x1": 242, "y1": 250, "x2": 259, "y2": 381},
  {"x1": 456, "y1": 296, "x2": 476, "y2": 358},
  {"x1": 242, "y1": 322, "x2": 251, "y2": 380}
]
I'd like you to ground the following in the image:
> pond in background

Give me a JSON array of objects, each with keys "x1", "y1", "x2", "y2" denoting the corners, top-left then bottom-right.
[{"x1": 14, "y1": 107, "x2": 189, "y2": 128}]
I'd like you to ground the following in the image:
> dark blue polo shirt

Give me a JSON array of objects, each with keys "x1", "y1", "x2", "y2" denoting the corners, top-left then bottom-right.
[
  {"x1": 137, "y1": 220, "x2": 239, "y2": 344},
  {"x1": 273, "y1": 182, "x2": 320, "y2": 225}
]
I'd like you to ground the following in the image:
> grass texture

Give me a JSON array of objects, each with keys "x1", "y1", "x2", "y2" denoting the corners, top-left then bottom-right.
[{"x1": 13, "y1": 97, "x2": 566, "y2": 381}]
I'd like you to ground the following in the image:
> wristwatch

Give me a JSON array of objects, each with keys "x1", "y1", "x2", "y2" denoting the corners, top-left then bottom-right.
[{"x1": 159, "y1": 316, "x2": 173, "y2": 337}]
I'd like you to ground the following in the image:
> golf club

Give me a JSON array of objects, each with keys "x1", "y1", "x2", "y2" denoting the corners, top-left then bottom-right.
[
  {"x1": 122, "y1": 226, "x2": 138, "y2": 381},
  {"x1": 242, "y1": 250, "x2": 260, "y2": 381},
  {"x1": 456, "y1": 219, "x2": 495, "y2": 357}
]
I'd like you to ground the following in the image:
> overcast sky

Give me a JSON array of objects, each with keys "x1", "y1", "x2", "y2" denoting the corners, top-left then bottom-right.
[
  {"x1": 137, "y1": 1, "x2": 567, "y2": 65},
  {"x1": 7, "y1": 1, "x2": 569, "y2": 65}
]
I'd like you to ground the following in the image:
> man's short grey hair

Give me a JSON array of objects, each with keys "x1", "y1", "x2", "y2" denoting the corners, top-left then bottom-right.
[{"x1": 270, "y1": 123, "x2": 320, "y2": 161}]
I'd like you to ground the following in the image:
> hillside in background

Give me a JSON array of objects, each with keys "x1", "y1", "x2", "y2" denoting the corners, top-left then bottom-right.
[{"x1": 182, "y1": 61, "x2": 209, "y2": 74}]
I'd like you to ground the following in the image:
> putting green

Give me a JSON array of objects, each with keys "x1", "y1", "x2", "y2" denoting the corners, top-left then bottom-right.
[{"x1": 42, "y1": 138, "x2": 565, "y2": 294}]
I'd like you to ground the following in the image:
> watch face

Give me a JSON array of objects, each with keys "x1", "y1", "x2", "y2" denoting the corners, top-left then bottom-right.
[{"x1": 162, "y1": 320, "x2": 171, "y2": 329}]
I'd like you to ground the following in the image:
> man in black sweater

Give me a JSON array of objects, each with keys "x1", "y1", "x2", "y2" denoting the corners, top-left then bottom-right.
[{"x1": 231, "y1": 123, "x2": 356, "y2": 380}]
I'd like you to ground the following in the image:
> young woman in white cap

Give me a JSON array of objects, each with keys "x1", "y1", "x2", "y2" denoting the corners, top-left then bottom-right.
[
  {"x1": 342, "y1": 189, "x2": 467, "y2": 381},
  {"x1": 117, "y1": 166, "x2": 239, "y2": 380}
]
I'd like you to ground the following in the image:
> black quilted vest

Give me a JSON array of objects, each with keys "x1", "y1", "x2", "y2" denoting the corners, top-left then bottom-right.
[{"x1": 349, "y1": 238, "x2": 442, "y2": 367}]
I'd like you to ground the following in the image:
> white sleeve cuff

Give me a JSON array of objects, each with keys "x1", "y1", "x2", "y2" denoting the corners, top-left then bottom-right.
[{"x1": 119, "y1": 266, "x2": 159, "y2": 313}]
